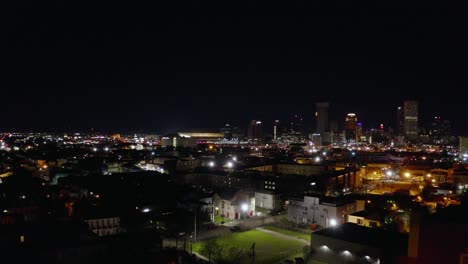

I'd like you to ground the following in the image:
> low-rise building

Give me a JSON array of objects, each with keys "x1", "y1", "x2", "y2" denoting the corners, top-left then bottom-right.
[
  {"x1": 254, "y1": 191, "x2": 281, "y2": 211},
  {"x1": 287, "y1": 196, "x2": 364, "y2": 228},
  {"x1": 347, "y1": 210, "x2": 382, "y2": 228},
  {"x1": 310, "y1": 223, "x2": 408, "y2": 264},
  {"x1": 85, "y1": 217, "x2": 120, "y2": 237},
  {"x1": 212, "y1": 189, "x2": 255, "y2": 220}
]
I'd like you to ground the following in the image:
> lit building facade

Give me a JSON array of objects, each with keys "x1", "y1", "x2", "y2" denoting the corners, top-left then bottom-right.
[
  {"x1": 345, "y1": 113, "x2": 358, "y2": 143},
  {"x1": 403, "y1": 100, "x2": 419, "y2": 139},
  {"x1": 247, "y1": 120, "x2": 263, "y2": 140}
]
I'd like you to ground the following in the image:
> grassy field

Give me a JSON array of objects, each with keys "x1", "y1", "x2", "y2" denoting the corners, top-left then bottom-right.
[
  {"x1": 263, "y1": 225, "x2": 311, "y2": 242},
  {"x1": 193, "y1": 230, "x2": 305, "y2": 264},
  {"x1": 214, "y1": 215, "x2": 231, "y2": 224}
]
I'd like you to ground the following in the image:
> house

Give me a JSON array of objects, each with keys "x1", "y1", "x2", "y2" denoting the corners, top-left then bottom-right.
[
  {"x1": 212, "y1": 189, "x2": 255, "y2": 220},
  {"x1": 287, "y1": 196, "x2": 364, "y2": 228},
  {"x1": 310, "y1": 223, "x2": 408, "y2": 264}
]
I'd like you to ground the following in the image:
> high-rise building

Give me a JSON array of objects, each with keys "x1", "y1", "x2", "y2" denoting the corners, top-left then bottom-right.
[
  {"x1": 459, "y1": 136, "x2": 468, "y2": 159},
  {"x1": 248, "y1": 120, "x2": 263, "y2": 140},
  {"x1": 220, "y1": 124, "x2": 233, "y2": 140},
  {"x1": 315, "y1": 102, "x2": 330, "y2": 135},
  {"x1": 289, "y1": 114, "x2": 304, "y2": 135},
  {"x1": 397, "y1": 106, "x2": 404, "y2": 136},
  {"x1": 403, "y1": 100, "x2": 419, "y2": 139},
  {"x1": 273, "y1": 120, "x2": 280, "y2": 140},
  {"x1": 284, "y1": 114, "x2": 305, "y2": 142},
  {"x1": 429, "y1": 116, "x2": 451, "y2": 145},
  {"x1": 345, "y1": 113, "x2": 358, "y2": 143},
  {"x1": 357, "y1": 122, "x2": 363, "y2": 142}
]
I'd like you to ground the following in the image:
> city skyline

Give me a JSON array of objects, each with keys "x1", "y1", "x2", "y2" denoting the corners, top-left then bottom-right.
[{"x1": 1, "y1": 1, "x2": 466, "y2": 134}]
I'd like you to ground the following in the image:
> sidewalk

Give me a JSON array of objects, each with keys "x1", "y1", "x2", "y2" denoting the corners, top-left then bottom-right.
[{"x1": 255, "y1": 227, "x2": 309, "y2": 245}]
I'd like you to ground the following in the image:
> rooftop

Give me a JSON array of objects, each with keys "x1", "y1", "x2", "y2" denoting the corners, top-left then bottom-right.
[{"x1": 313, "y1": 223, "x2": 408, "y2": 248}]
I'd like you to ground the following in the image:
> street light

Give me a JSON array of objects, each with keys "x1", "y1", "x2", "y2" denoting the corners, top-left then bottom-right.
[
  {"x1": 226, "y1": 161, "x2": 234, "y2": 168},
  {"x1": 208, "y1": 161, "x2": 215, "y2": 168},
  {"x1": 241, "y1": 203, "x2": 248, "y2": 220},
  {"x1": 329, "y1": 218, "x2": 337, "y2": 227}
]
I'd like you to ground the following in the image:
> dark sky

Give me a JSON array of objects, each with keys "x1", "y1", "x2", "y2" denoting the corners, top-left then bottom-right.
[{"x1": 1, "y1": 1, "x2": 466, "y2": 134}]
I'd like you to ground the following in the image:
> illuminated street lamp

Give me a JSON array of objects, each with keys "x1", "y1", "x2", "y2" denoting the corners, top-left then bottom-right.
[
  {"x1": 226, "y1": 161, "x2": 234, "y2": 168},
  {"x1": 241, "y1": 203, "x2": 248, "y2": 220},
  {"x1": 386, "y1": 170, "x2": 393, "y2": 177},
  {"x1": 329, "y1": 218, "x2": 337, "y2": 227},
  {"x1": 208, "y1": 161, "x2": 215, "y2": 168},
  {"x1": 404, "y1": 172, "x2": 411, "y2": 178}
]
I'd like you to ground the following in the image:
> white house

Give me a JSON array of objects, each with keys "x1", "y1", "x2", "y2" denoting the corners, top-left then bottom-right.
[
  {"x1": 287, "y1": 196, "x2": 364, "y2": 228},
  {"x1": 212, "y1": 189, "x2": 255, "y2": 220}
]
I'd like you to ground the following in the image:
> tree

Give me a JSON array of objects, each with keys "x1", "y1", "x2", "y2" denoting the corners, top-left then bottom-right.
[
  {"x1": 201, "y1": 240, "x2": 219, "y2": 263},
  {"x1": 201, "y1": 240, "x2": 245, "y2": 264}
]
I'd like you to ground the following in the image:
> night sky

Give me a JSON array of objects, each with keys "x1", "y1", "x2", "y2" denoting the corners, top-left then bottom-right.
[{"x1": 1, "y1": 1, "x2": 466, "y2": 134}]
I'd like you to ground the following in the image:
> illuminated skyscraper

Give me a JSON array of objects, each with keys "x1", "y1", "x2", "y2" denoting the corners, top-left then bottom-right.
[
  {"x1": 345, "y1": 113, "x2": 358, "y2": 143},
  {"x1": 403, "y1": 100, "x2": 419, "y2": 139},
  {"x1": 248, "y1": 120, "x2": 263, "y2": 140},
  {"x1": 460, "y1": 136, "x2": 468, "y2": 159},
  {"x1": 315, "y1": 102, "x2": 330, "y2": 135}
]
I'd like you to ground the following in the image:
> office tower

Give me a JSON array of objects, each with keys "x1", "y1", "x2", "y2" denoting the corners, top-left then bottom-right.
[
  {"x1": 357, "y1": 122, "x2": 363, "y2": 142},
  {"x1": 273, "y1": 120, "x2": 280, "y2": 140},
  {"x1": 315, "y1": 102, "x2": 330, "y2": 135},
  {"x1": 460, "y1": 136, "x2": 468, "y2": 159},
  {"x1": 403, "y1": 100, "x2": 419, "y2": 139},
  {"x1": 220, "y1": 124, "x2": 233, "y2": 140},
  {"x1": 248, "y1": 120, "x2": 263, "y2": 140},
  {"x1": 289, "y1": 114, "x2": 304, "y2": 135},
  {"x1": 397, "y1": 106, "x2": 404, "y2": 136},
  {"x1": 345, "y1": 113, "x2": 358, "y2": 143},
  {"x1": 429, "y1": 116, "x2": 451, "y2": 145}
]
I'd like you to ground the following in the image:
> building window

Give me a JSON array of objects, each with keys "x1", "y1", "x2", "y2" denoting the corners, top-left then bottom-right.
[{"x1": 357, "y1": 219, "x2": 363, "y2": 225}]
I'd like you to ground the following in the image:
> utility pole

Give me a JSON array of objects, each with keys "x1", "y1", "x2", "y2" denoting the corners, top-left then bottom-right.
[{"x1": 194, "y1": 207, "x2": 197, "y2": 241}]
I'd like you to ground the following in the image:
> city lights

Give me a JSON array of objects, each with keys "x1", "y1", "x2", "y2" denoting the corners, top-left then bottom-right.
[
  {"x1": 208, "y1": 161, "x2": 215, "y2": 167},
  {"x1": 329, "y1": 218, "x2": 337, "y2": 227},
  {"x1": 226, "y1": 161, "x2": 234, "y2": 168},
  {"x1": 386, "y1": 170, "x2": 393, "y2": 177},
  {"x1": 404, "y1": 172, "x2": 411, "y2": 178}
]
